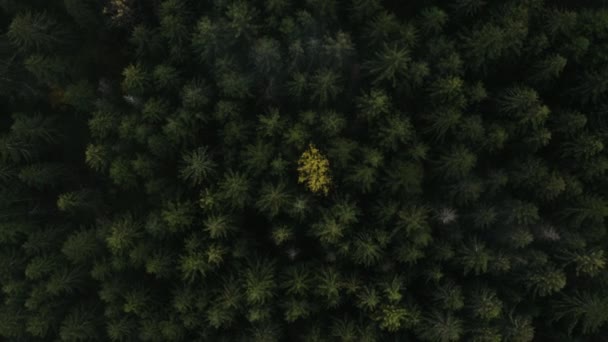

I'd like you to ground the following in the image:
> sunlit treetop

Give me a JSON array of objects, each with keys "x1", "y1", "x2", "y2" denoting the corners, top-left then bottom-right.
[{"x1": 297, "y1": 144, "x2": 332, "y2": 196}]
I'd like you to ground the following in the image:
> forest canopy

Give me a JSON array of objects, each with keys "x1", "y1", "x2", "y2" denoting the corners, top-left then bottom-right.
[{"x1": 1, "y1": 0, "x2": 608, "y2": 341}]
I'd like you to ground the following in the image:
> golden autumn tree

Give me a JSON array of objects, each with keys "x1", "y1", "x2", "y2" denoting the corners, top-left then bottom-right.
[{"x1": 297, "y1": 144, "x2": 332, "y2": 195}]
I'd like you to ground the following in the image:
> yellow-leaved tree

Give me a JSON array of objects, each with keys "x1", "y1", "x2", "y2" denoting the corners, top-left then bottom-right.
[{"x1": 297, "y1": 144, "x2": 331, "y2": 196}]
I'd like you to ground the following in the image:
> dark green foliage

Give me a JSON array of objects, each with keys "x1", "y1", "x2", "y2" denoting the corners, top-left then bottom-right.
[
  {"x1": 256, "y1": 181, "x2": 292, "y2": 217},
  {"x1": 18, "y1": 162, "x2": 67, "y2": 189},
  {"x1": 311, "y1": 69, "x2": 341, "y2": 104},
  {"x1": 121, "y1": 64, "x2": 149, "y2": 96},
  {"x1": 2, "y1": 1, "x2": 608, "y2": 341},
  {"x1": 24, "y1": 54, "x2": 70, "y2": 85},
  {"x1": 64, "y1": 80, "x2": 96, "y2": 112},
  {"x1": 57, "y1": 189, "x2": 99, "y2": 215},
  {"x1": 367, "y1": 43, "x2": 411, "y2": 85},
  {"x1": 62, "y1": 229, "x2": 101, "y2": 264},
  {"x1": 436, "y1": 145, "x2": 477, "y2": 179},
  {"x1": 8, "y1": 11, "x2": 71, "y2": 52},
  {"x1": 179, "y1": 147, "x2": 216, "y2": 186},
  {"x1": 417, "y1": 311, "x2": 463, "y2": 341},
  {"x1": 219, "y1": 170, "x2": 251, "y2": 209},
  {"x1": 553, "y1": 292, "x2": 608, "y2": 335}
]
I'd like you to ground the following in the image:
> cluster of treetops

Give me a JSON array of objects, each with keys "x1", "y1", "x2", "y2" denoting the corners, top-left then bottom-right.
[{"x1": 1, "y1": 0, "x2": 608, "y2": 340}]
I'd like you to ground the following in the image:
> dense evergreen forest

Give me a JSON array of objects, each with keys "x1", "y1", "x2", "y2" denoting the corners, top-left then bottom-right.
[{"x1": 2, "y1": 0, "x2": 608, "y2": 340}]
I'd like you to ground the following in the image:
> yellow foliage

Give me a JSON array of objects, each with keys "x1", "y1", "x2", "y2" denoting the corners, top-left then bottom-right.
[{"x1": 297, "y1": 144, "x2": 331, "y2": 195}]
